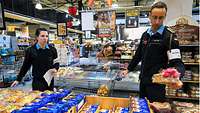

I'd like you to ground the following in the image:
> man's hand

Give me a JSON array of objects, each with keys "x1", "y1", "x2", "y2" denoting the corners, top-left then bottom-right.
[
  {"x1": 120, "y1": 69, "x2": 129, "y2": 77},
  {"x1": 11, "y1": 80, "x2": 19, "y2": 87},
  {"x1": 49, "y1": 68, "x2": 58, "y2": 76}
]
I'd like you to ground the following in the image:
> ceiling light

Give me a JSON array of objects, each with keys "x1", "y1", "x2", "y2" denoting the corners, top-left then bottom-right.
[
  {"x1": 35, "y1": 2, "x2": 42, "y2": 10},
  {"x1": 112, "y1": 4, "x2": 118, "y2": 8}
]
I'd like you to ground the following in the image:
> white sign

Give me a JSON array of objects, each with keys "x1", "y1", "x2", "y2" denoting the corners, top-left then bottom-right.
[
  {"x1": 167, "y1": 49, "x2": 181, "y2": 60},
  {"x1": 85, "y1": 31, "x2": 91, "y2": 38},
  {"x1": 81, "y1": 12, "x2": 95, "y2": 31}
]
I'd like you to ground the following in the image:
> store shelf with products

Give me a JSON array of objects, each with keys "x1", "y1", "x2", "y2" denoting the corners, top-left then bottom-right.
[
  {"x1": 165, "y1": 23, "x2": 200, "y2": 102},
  {"x1": 166, "y1": 95, "x2": 199, "y2": 101},
  {"x1": 181, "y1": 80, "x2": 199, "y2": 83}
]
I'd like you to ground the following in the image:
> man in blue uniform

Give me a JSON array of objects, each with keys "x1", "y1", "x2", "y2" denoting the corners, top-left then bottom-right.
[
  {"x1": 11, "y1": 28, "x2": 59, "y2": 91},
  {"x1": 121, "y1": 1, "x2": 185, "y2": 102}
]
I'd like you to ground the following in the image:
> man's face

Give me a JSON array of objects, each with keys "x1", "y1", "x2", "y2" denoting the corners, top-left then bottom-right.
[
  {"x1": 149, "y1": 8, "x2": 166, "y2": 30},
  {"x1": 37, "y1": 31, "x2": 48, "y2": 46}
]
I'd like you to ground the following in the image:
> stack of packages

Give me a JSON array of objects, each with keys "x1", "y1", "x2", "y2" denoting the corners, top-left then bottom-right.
[
  {"x1": 172, "y1": 101, "x2": 200, "y2": 113},
  {"x1": 152, "y1": 68, "x2": 183, "y2": 89},
  {"x1": 79, "y1": 104, "x2": 129, "y2": 113},
  {"x1": 0, "y1": 89, "x2": 87, "y2": 113},
  {"x1": 54, "y1": 44, "x2": 69, "y2": 66}
]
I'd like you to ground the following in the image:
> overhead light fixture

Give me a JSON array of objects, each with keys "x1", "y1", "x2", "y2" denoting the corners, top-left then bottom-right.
[
  {"x1": 112, "y1": 4, "x2": 118, "y2": 8},
  {"x1": 35, "y1": 1, "x2": 42, "y2": 10}
]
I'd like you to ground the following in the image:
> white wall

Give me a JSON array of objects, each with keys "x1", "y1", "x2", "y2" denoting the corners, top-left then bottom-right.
[
  {"x1": 158, "y1": 0, "x2": 193, "y2": 24},
  {"x1": 124, "y1": 27, "x2": 148, "y2": 40}
]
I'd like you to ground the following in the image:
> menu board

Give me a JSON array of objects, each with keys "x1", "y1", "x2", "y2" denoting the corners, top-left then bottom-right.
[{"x1": 57, "y1": 23, "x2": 67, "y2": 37}]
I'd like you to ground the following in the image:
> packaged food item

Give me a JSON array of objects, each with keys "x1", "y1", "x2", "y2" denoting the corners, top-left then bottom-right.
[
  {"x1": 79, "y1": 104, "x2": 100, "y2": 113},
  {"x1": 152, "y1": 68, "x2": 183, "y2": 89},
  {"x1": 100, "y1": 109, "x2": 110, "y2": 113},
  {"x1": 114, "y1": 107, "x2": 129, "y2": 113},
  {"x1": 150, "y1": 102, "x2": 171, "y2": 113},
  {"x1": 129, "y1": 95, "x2": 151, "y2": 113}
]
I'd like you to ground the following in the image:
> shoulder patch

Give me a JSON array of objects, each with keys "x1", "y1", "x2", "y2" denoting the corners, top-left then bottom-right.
[{"x1": 167, "y1": 27, "x2": 176, "y2": 33}]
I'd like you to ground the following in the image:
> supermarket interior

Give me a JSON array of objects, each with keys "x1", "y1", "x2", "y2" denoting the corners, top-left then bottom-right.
[{"x1": 0, "y1": 0, "x2": 199, "y2": 113}]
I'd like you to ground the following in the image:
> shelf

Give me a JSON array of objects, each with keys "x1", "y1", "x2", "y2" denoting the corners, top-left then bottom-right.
[
  {"x1": 180, "y1": 44, "x2": 199, "y2": 47},
  {"x1": 166, "y1": 95, "x2": 199, "y2": 101},
  {"x1": 183, "y1": 62, "x2": 199, "y2": 65},
  {"x1": 182, "y1": 80, "x2": 199, "y2": 83}
]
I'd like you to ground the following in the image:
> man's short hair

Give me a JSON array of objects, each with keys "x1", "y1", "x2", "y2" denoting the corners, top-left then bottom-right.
[
  {"x1": 150, "y1": 1, "x2": 167, "y2": 12},
  {"x1": 35, "y1": 28, "x2": 48, "y2": 37}
]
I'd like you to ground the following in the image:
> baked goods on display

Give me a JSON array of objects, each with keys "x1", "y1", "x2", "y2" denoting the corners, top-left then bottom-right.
[
  {"x1": 173, "y1": 101, "x2": 200, "y2": 113},
  {"x1": 0, "y1": 89, "x2": 74, "y2": 113},
  {"x1": 79, "y1": 104, "x2": 100, "y2": 113},
  {"x1": 150, "y1": 102, "x2": 171, "y2": 113},
  {"x1": 56, "y1": 67, "x2": 85, "y2": 78},
  {"x1": 192, "y1": 73, "x2": 199, "y2": 81},
  {"x1": 152, "y1": 68, "x2": 183, "y2": 89},
  {"x1": 129, "y1": 95, "x2": 152, "y2": 113},
  {"x1": 79, "y1": 105, "x2": 129, "y2": 113},
  {"x1": 97, "y1": 84, "x2": 109, "y2": 97}
]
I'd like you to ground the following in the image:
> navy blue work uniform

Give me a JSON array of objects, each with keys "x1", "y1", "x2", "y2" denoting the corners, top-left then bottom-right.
[
  {"x1": 16, "y1": 43, "x2": 59, "y2": 91},
  {"x1": 128, "y1": 26, "x2": 185, "y2": 102}
]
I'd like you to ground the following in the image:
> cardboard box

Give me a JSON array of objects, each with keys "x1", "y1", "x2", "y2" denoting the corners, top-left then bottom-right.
[{"x1": 78, "y1": 96, "x2": 129, "y2": 113}]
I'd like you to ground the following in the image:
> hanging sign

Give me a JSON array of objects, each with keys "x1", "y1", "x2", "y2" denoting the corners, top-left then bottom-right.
[
  {"x1": 57, "y1": 23, "x2": 67, "y2": 37},
  {"x1": 126, "y1": 9, "x2": 139, "y2": 28},
  {"x1": 97, "y1": 11, "x2": 116, "y2": 38}
]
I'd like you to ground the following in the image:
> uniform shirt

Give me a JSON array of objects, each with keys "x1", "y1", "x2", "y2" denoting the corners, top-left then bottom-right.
[
  {"x1": 128, "y1": 26, "x2": 185, "y2": 84},
  {"x1": 17, "y1": 43, "x2": 59, "y2": 82},
  {"x1": 147, "y1": 25, "x2": 165, "y2": 36},
  {"x1": 36, "y1": 43, "x2": 49, "y2": 49}
]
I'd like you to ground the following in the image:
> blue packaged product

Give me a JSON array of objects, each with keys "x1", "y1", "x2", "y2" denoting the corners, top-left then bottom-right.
[
  {"x1": 16, "y1": 108, "x2": 32, "y2": 113},
  {"x1": 41, "y1": 93, "x2": 49, "y2": 97},
  {"x1": 99, "y1": 109, "x2": 109, "y2": 113},
  {"x1": 66, "y1": 100, "x2": 76, "y2": 107},
  {"x1": 38, "y1": 109, "x2": 58, "y2": 113},
  {"x1": 11, "y1": 110, "x2": 20, "y2": 113},
  {"x1": 63, "y1": 89, "x2": 71, "y2": 95},
  {"x1": 41, "y1": 97, "x2": 52, "y2": 104},
  {"x1": 62, "y1": 106, "x2": 69, "y2": 112},
  {"x1": 75, "y1": 94, "x2": 84, "y2": 102},
  {"x1": 121, "y1": 108, "x2": 129, "y2": 113},
  {"x1": 31, "y1": 102, "x2": 45, "y2": 108}
]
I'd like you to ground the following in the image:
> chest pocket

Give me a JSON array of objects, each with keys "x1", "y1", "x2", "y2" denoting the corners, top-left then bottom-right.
[{"x1": 148, "y1": 39, "x2": 165, "y2": 57}]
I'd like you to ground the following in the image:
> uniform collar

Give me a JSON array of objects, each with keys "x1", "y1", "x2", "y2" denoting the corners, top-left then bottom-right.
[
  {"x1": 36, "y1": 43, "x2": 49, "y2": 50},
  {"x1": 147, "y1": 25, "x2": 165, "y2": 36}
]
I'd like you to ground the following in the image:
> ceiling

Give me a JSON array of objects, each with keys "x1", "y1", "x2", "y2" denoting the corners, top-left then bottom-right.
[
  {"x1": 36, "y1": 0, "x2": 155, "y2": 13},
  {"x1": 3, "y1": 0, "x2": 155, "y2": 28}
]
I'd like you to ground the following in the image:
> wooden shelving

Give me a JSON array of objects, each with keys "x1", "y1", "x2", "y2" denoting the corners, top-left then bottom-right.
[
  {"x1": 166, "y1": 95, "x2": 199, "y2": 101},
  {"x1": 183, "y1": 62, "x2": 199, "y2": 65},
  {"x1": 182, "y1": 80, "x2": 199, "y2": 83}
]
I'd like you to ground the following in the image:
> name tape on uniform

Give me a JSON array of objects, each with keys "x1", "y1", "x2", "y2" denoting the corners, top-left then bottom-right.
[{"x1": 167, "y1": 49, "x2": 181, "y2": 60}]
